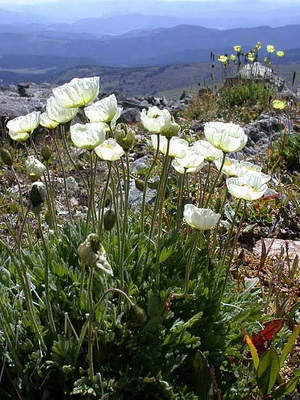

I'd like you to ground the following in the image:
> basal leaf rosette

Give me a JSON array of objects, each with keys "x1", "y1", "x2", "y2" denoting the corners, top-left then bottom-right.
[
  {"x1": 204, "y1": 121, "x2": 248, "y2": 153},
  {"x1": 70, "y1": 122, "x2": 106, "y2": 150},
  {"x1": 226, "y1": 174, "x2": 268, "y2": 201},
  {"x1": 53, "y1": 77, "x2": 100, "y2": 108},
  {"x1": 183, "y1": 204, "x2": 221, "y2": 230},
  {"x1": 7, "y1": 111, "x2": 41, "y2": 141}
]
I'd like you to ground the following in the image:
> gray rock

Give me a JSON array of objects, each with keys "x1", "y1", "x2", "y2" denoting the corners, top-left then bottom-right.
[{"x1": 238, "y1": 62, "x2": 286, "y2": 91}]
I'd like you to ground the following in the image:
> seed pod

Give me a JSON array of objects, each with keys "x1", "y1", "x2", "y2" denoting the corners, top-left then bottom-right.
[
  {"x1": 0, "y1": 148, "x2": 13, "y2": 166},
  {"x1": 103, "y1": 209, "x2": 116, "y2": 230}
]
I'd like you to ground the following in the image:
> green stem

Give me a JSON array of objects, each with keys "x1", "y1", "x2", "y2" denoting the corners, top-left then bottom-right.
[
  {"x1": 222, "y1": 199, "x2": 247, "y2": 292},
  {"x1": 110, "y1": 166, "x2": 122, "y2": 284},
  {"x1": 184, "y1": 231, "x2": 200, "y2": 295},
  {"x1": 205, "y1": 153, "x2": 226, "y2": 207},
  {"x1": 199, "y1": 161, "x2": 212, "y2": 207},
  {"x1": 150, "y1": 138, "x2": 171, "y2": 240},
  {"x1": 0, "y1": 302, "x2": 23, "y2": 374},
  {"x1": 119, "y1": 152, "x2": 130, "y2": 291},
  {"x1": 75, "y1": 288, "x2": 134, "y2": 360},
  {"x1": 98, "y1": 162, "x2": 112, "y2": 237},
  {"x1": 1, "y1": 212, "x2": 46, "y2": 351},
  {"x1": 37, "y1": 213, "x2": 57, "y2": 337},
  {"x1": 87, "y1": 266, "x2": 95, "y2": 381},
  {"x1": 44, "y1": 161, "x2": 59, "y2": 232},
  {"x1": 60, "y1": 124, "x2": 89, "y2": 193},
  {"x1": 53, "y1": 134, "x2": 72, "y2": 223},
  {"x1": 85, "y1": 151, "x2": 97, "y2": 235},
  {"x1": 176, "y1": 170, "x2": 186, "y2": 230},
  {"x1": 140, "y1": 134, "x2": 161, "y2": 233},
  {"x1": 215, "y1": 198, "x2": 243, "y2": 297}
]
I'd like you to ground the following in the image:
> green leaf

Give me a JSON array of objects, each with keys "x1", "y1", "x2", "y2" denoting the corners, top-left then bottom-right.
[
  {"x1": 159, "y1": 246, "x2": 173, "y2": 263},
  {"x1": 272, "y1": 375, "x2": 299, "y2": 398},
  {"x1": 280, "y1": 321, "x2": 300, "y2": 368},
  {"x1": 257, "y1": 346, "x2": 280, "y2": 395},
  {"x1": 193, "y1": 350, "x2": 212, "y2": 399}
]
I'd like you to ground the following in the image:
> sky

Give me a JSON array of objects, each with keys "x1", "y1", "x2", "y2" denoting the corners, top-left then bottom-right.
[{"x1": 0, "y1": 0, "x2": 299, "y2": 3}]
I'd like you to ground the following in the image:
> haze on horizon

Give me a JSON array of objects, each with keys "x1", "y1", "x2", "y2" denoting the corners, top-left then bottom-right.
[{"x1": 0, "y1": 0, "x2": 299, "y2": 4}]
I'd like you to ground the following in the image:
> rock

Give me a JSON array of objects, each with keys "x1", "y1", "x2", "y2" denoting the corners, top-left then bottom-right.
[
  {"x1": 238, "y1": 62, "x2": 286, "y2": 91},
  {"x1": 120, "y1": 107, "x2": 141, "y2": 123}
]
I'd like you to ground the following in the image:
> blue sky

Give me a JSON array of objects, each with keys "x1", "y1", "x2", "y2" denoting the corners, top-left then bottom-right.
[{"x1": 0, "y1": 0, "x2": 299, "y2": 3}]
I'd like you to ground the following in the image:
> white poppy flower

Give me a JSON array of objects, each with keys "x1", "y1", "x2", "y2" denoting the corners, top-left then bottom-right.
[
  {"x1": 192, "y1": 140, "x2": 223, "y2": 162},
  {"x1": 172, "y1": 149, "x2": 205, "y2": 174},
  {"x1": 53, "y1": 76, "x2": 100, "y2": 108},
  {"x1": 204, "y1": 122, "x2": 248, "y2": 153},
  {"x1": 141, "y1": 106, "x2": 172, "y2": 134},
  {"x1": 70, "y1": 122, "x2": 106, "y2": 150},
  {"x1": 183, "y1": 204, "x2": 221, "y2": 230},
  {"x1": 85, "y1": 94, "x2": 122, "y2": 124},
  {"x1": 7, "y1": 111, "x2": 41, "y2": 141},
  {"x1": 25, "y1": 156, "x2": 46, "y2": 181},
  {"x1": 214, "y1": 157, "x2": 239, "y2": 176},
  {"x1": 40, "y1": 111, "x2": 59, "y2": 129},
  {"x1": 151, "y1": 135, "x2": 188, "y2": 158},
  {"x1": 94, "y1": 138, "x2": 125, "y2": 161},
  {"x1": 46, "y1": 96, "x2": 78, "y2": 124},
  {"x1": 226, "y1": 174, "x2": 268, "y2": 201}
]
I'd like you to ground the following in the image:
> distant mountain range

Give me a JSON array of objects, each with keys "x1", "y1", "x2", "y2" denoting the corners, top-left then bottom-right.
[
  {"x1": 0, "y1": 24, "x2": 300, "y2": 70},
  {"x1": 0, "y1": 0, "x2": 300, "y2": 87},
  {"x1": 1, "y1": 0, "x2": 300, "y2": 29}
]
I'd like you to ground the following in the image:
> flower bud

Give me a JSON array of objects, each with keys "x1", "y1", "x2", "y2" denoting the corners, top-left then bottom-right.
[
  {"x1": 130, "y1": 304, "x2": 147, "y2": 325},
  {"x1": 1, "y1": 148, "x2": 13, "y2": 166},
  {"x1": 135, "y1": 179, "x2": 145, "y2": 191},
  {"x1": 78, "y1": 234, "x2": 113, "y2": 275},
  {"x1": 161, "y1": 119, "x2": 181, "y2": 139},
  {"x1": 25, "y1": 156, "x2": 46, "y2": 182},
  {"x1": 103, "y1": 209, "x2": 116, "y2": 230},
  {"x1": 115, "y1": 123, "x2": 135, "y2": 151},
  {"x1": 29, "y1": 181, "x2": 46, "y2": 215},
  {"x1": 41, "y1": 145, "x2": 52, "y2": 162}
]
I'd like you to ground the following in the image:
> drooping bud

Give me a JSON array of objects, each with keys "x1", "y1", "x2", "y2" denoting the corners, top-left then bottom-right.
[
  {"x1": 41, "y1": 145, "x2": 52, "y2": 162},
  {"x1": 103, "y1": 209, "x2": 116, "y2": 230},
  {"x1": 130, "y1": 304, "x2": 147, "y2": 325},
  {"x1": 78, "y1": 234, "x2": 113, "y2": 275},
  {"x1": 0, "y1": 148, "x2": 13, "y2": 166},
  {"x1": 135, "y1": 179, "x2": 145, "y2": 191},
  {"x1": 29, "y1": 181, "x2": 46, "y2": 215},
  {"x1": 115, "y1": 123, "x2": 135, "y2": 151}
]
